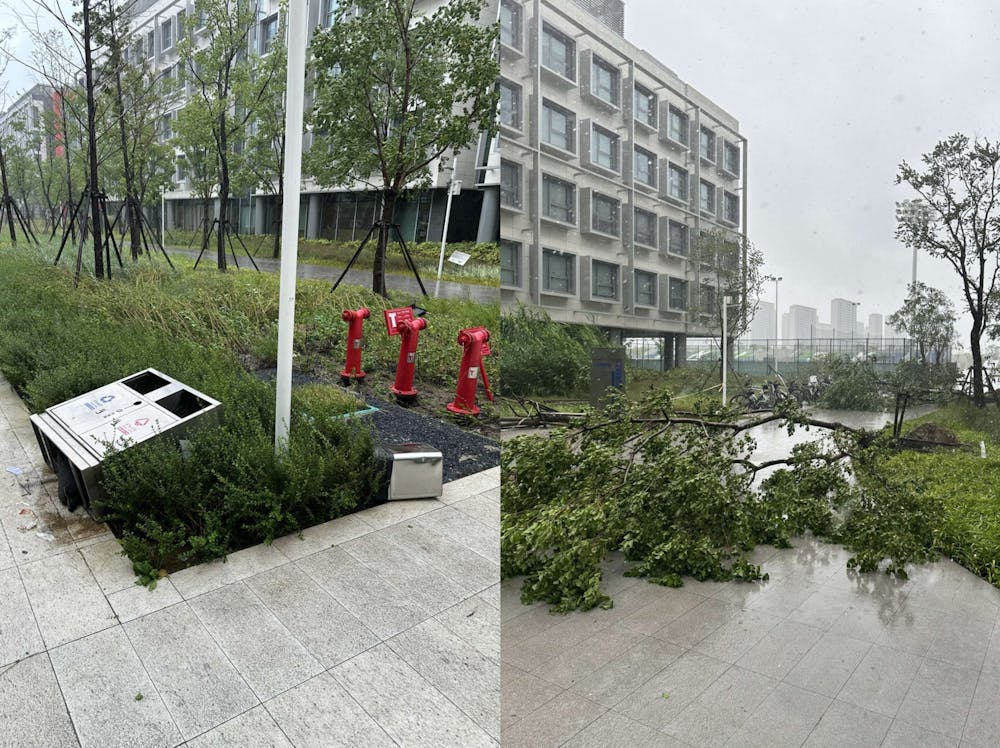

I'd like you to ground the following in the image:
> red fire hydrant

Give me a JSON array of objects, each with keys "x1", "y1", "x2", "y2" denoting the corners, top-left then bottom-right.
[
  {"x1": 386, "y1": 306, "x2": 426, "y2": 400},
  {"x1": 340, "y1": 307, "x2": 370, "y2": 382},
  {"x1": 446, "y1": 326, "x2": 494, "y2": 416}
]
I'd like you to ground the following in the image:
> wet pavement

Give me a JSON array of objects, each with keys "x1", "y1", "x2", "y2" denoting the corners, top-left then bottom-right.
[
  {"x1": 502, "y1": 406, "x2": 1000, "y2": 746},
  {"x1": 0, "y1": 376, "x2": 500, "y2": 747}
]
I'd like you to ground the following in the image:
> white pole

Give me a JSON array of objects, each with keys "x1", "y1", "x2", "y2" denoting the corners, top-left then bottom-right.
[
  {"x1": 722, "y1": 297, "x2": 728, "y2": 406},
  {"x1": 274, "y1": 0, "x2": 308, "y2": 453},
  {"x1": 160, "y1": 186, "x2": 165, "y2": 243},
  {"x1": 435, "y1": 157, "x2": 458, "y2": 297}
]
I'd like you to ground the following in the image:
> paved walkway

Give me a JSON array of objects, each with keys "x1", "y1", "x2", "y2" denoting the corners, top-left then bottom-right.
[
  {"x1": 0, "y1": 379, "x2": 500, "y2": 746},
  {"x1": 502, "y1": 540, "x2": 1000, "y2": 747}
]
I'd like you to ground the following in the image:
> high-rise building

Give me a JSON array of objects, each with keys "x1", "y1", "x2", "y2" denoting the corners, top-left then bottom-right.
[
  {"x1": 830, "y1": 298, "x2": 858, "y2": 339},
  {"x1": 750, "y1": 300, "x2": 775, "y2": 340},
  {"x1": 500, "y1": 0, "x2": 747, "y2": 359},
  {"x1": 118, "y1": 0, "x2": 498, "y2": 243},
  {"x1": 868, "y1": 313, "x2": 883, "y2": 340},
  {"x1": 782, "y1": 305, "x2": 818, "y2": 340}
]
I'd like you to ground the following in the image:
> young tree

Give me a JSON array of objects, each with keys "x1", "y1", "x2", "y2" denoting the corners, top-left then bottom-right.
[
  {"x1": 888, "y1": 282, "x2": 957, "y2": 364},
  {"x1": 178, "y1": 0, "x2": 273, "y2": 270},
  {"x1": 172, "y1": 100, "x2": 217, "y2": 248},
  {"x1": 897, "y1": 134, "x2": 1000, "y2": 405},
  {"x1": 308, "y1": 0, "x2": 498, "y2": 295}
]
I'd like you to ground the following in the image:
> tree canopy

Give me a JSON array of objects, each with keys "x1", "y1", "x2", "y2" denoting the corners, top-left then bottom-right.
[
  {"x1": 888, "y1": 281, "x2": 957, "y2": 364},
  {"x1": 308, "y1": 0, "x2": 498, "y2": 295},
  {"x1": 897, "y1": 134, "x2": 1000, "y2": 405}
]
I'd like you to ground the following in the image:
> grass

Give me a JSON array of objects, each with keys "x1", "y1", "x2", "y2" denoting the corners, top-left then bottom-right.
[
  {"x1": 163, "y1": 230, "x2": 500, "y2": 286},
  {"x1": 882, "y1": 401, "x2": 1000, "y2": 585}
]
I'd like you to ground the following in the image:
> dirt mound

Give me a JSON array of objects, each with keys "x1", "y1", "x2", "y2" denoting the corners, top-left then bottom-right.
[{"x1": 904, "y1": 422, "x2": 961, "y2": 445}]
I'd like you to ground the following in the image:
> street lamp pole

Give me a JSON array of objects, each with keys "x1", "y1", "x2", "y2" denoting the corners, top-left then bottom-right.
[{"x1": 764, "y1": 274, "x2": 782, "y2": 340}]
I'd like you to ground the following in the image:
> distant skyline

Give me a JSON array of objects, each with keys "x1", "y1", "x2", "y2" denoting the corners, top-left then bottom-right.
[{"x1": 626, "y1": 0, "x2": 999, "y2": 332}]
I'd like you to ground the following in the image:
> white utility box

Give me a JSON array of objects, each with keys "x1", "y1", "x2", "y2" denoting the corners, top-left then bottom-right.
[{"x1": 375, "y1": 442, "x2": 443, "y2": 500}]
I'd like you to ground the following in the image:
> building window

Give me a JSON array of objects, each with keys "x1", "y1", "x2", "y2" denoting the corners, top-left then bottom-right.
[
  {"x1": 699, "y1": 180, "x2": 716, "y2": 214},
  {"x1": 591, "y1": 56, "x2": 619, "y2": 106},
  {"x1": 542, "y1": 23, "x2": 575, "y2": 80},
  {"x1": 667, "y1": 105, "x2": 688, "y2": 145},
  {"x1": 667, "y1": 163, "x2": 688, "y2": 201},
  {"x1": 146, "y1": 30, "x2": 155, "y2": 58},
  {"x1": 176, "y1": 10, "x2": 186, "y2": 37},
  {"x1": 541, "y1": 99, "x2": 575, "y2": 152},
  {"x1": 591, "y1": 193, "x2": 620, "y2": 236},
  {"x1": 591, "y1": 260, "x2": 618, "y2": 300},
  {"x1": 500, "y1": 0, "x2": 522, "y2": 50},
  {"x1": 260, "y1": 14, "x2": 279, "y2": 53},
  {"x1": 543, "y1": 249, "x2": 575, "y2": 293},
  {"x1": 701, "y1": 284, "x2": 716, "y2": 315},
  {"x1": 635, "y1": 269, "x2": 656, "y2": 306},
  {"x1": 161, "y1": 114, "x2": 172, "y2": 140},
  {"x1": 668, "y1": 220, "x2": 688, "y2": 255},
  {"x1": 542, "y1": 174, "x2": 575, "y2": 224},
  {"x1": 161, "y1": 19, "x2": 172, "y2": 50},
  {"x1": 668, "y1": 277, "x2": 688, "y2": 310},
  {"x1": 699, "y1": 126, "x2": 716, "y2": 162},
  {"x1": 591, "y1": 124, "x2": 619, "y2": 171},
  {"x1": 634, "y1": 146, "x2": 656, "y2": 188},
  {"x1": 724, "y1": 141, "x2": 740, "y2": 175},
  {"x1": 634, "y1": 84, "x2": 656, "y2": 127},
  {"x1": 500, "y1": 161, "x2": 521, "y2": 209},
  {"x1": 633, "y1": 207, "x2": 656, "y2": 247},
  {"x1": 323, "y1": 0, "x2": 338, "y2": 27},
  {"x1": 499, "y1": 78, "x2": 521, "y2": 130},
  {"x1": 500, "y1": 239, "x2": 520, "y2": 286},
  {"x1": 724, "y1": 192, "x2": 740, "y2": 224}
]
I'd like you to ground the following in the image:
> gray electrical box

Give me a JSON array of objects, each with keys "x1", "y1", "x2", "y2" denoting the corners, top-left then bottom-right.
[
  {"x1": 375, "y1": 442, "x2": 443, "y2": 501},
  {"x1": 590, "y1": 348, "x2": 626, "y2": 407},
  {"x1": 30, "y1": 368, "x2": 222, "y2": 515}
]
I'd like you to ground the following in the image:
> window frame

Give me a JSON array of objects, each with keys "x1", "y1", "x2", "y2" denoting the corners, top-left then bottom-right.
[
  {"x1": 591, "y1": 123, "x2": 620, "y2": 172},
  {"x1": 667, "y1": 220, "x2": 689, "y2": 256},
  {"x1": 260, "y1": 13, "x2": 279, "y2": 55},
  {"x1": 633, "y1": 206, "x2": 657, "y2": 248},
  {"x1": 500, "y1": 239, "x2": 521, "y2": 286},
  {"x1": 634, "y1": 269, "x2": 657, "y2": 307},
  {"x1": 500, "y1": 160, "x2": 522, "y2": 210},
  {"x1": 591, "y1": 192, "x2": 620, "y2": 237},
  {"x1": 542, "y1": 174, "x2": 575, "y2": 224},
  {"x1": 699, "y1": 126, "x2": 717, "y2": 162},
  {"x1": 699, "y1": 179, "x2": 716, "y2": 214},
  {"x1": 724, "y1": 191, "x2": 740, "y2": 225},
  {"x1": 633, "y1": 84, "x2": 656, "y2": 128},
  {"x1": 499, "y1": 78, "x2": 522, "y2": 131},
  {"x1": 591, "y1": 259, "x2": 619, "y2": 300},
  {"x1": 723, "y1": 141, "x2": 741, "y2": 176},
  {"x1": 668, "y1": 277, "x2": 688, "y2": 311},
  {"x1": 543, "y1": 248, "x2": 576, "y2": 294},
  {"x1": 541, "y1": 23, "x2": 575, "y2": 81},
  {"x1": 667, "y1": 162, "x2": 688, "y2": 202},
  {"x1": 590, "y1": 55, "x2": 620, "y2": 107},
  {"x1": 633, "y1": 145, "x2": 656, "y2": 188},
  {"x1": 667, "y1": 105, "x2": 689, "y2": 146},
  {"x1": 541, "y1": 98, "x2": 576, "y2": 153},
  {"x1": 500, "y1": 0, "x2": 522, "y2": 51}
]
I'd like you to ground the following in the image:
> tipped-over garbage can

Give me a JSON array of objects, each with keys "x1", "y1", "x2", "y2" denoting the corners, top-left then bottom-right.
[
  {"x1": 29, "y1": 368, "x2": 221, "y2": 515},
  {"x1": 374, "y1": 442, "x2": 443, "y2": 501}
]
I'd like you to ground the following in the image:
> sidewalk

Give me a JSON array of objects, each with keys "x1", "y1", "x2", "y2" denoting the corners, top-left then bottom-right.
[
  {"x1": 502, "y1": 541, "x2": 1000, "y2": 747},
  {"x1": 0, "y1": 379, "x2": 499, "y2": 747}
]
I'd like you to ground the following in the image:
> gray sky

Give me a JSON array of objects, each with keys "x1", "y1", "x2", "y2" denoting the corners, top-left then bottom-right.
[{"x1": 626, "y1": 0, "x2": 1000, "y2": 332}]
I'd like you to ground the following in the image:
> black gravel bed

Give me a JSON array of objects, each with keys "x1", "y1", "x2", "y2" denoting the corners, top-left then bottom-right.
[{"x1": 364, "y1": 395, "x2": 499, "y2": 483}]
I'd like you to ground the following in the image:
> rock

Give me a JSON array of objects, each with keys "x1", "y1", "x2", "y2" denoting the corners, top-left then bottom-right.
[{"x1": 903, "y1": 422, "x2": 961, "y2": 445}]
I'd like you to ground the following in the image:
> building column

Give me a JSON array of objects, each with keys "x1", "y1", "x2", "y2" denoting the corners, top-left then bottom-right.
[
  {"x1": 254, "y1": 196, "x2": 267, "y2": 234},
  {"x1": 476, "y1": 185, "x2": 499, "y2": 243},
  {"x1": 675, "y1": 335, "x2": 687, "y2": 367},
  {"x1": 307, "y1": 194, "x2": 321, "y2": 239},
  {"x1": 662, "y1": 334, "x2": 674, "y2": 370},
  {"x1": 165, "y1": 200, "x2": 175, "y2": 232}
]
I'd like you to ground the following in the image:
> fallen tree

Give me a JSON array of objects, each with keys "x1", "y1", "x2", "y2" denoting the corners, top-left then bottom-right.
[{"x1": 501, "y1": 391, "x2": 942, "y2": 611}]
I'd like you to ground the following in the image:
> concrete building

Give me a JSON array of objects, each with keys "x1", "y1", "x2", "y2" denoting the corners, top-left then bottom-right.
[
  {"x1": 831, "y1": 297, "x2": 858, "y2": 339},
  {"x1": 868, "y1": 313, "x2": 883, "y2": 341},
  {"x1": 749, "y1": 300, "x2": 775, "y2": 340},
  {"x1": 782, "y1": 305, "x2": 818, "y2": 340},
  {"x1": 0, "y1": 84, "x2": 59, "y2": 161},
  {"x1": 122, "y1": 0, "x2": 499, "y2": 244},
  {"x1": 499, "y1": 0, "x2": 747, "y2": 360}
]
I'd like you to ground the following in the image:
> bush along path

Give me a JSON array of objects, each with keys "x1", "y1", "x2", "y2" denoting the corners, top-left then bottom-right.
[
  {"x1": 501, "y1": 390, "x2": 963, "y2": 613},
  {"x1": 0, "y1": 246, "x2": 499, "y2": 582}
]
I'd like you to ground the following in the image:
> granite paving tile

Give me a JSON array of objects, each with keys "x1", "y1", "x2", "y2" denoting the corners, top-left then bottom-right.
[
  {"x1": 186, "y1": 705, "x2": 293, "y2": 748},
  {"x1": 0, "y1": 565, "x2": 44, "y2": 668},
  {"x1": 0, "y1": 653, "x2": 78, "y2": 748}
]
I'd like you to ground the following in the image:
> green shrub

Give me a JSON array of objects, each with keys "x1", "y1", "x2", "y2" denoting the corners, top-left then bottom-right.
[{"x1": 818, "y1": 357, "x2": 884, "y2": 410}]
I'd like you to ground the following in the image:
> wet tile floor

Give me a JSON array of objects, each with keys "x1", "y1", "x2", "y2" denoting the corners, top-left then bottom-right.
[{"x1": 502, "y1": 540, "x2": 1000, "y2": 747}]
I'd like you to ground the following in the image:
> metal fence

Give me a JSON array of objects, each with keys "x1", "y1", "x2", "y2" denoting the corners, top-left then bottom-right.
[{"x1": 628, "y1": 337, "x2": 945, "y2": 379}]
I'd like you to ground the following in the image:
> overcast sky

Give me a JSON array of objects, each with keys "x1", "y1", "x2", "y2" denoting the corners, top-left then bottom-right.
[{"x1": 626, "y1": 0, "x2": 1000, "y2": 330}]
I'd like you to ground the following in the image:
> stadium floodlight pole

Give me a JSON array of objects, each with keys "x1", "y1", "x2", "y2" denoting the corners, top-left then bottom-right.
[{"x1": 274, "y1": 0, "x2": 308, "y2": 453}]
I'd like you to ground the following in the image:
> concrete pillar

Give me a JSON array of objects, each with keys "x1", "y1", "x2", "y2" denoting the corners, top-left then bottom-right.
[
  {"x1": 254, "y1": 196, "x2": 267, "y2": 234},
  {"x1": 662, "y1": 334, "x2": 674, "y2": 370},
  {"x1": 307, "y1": 194, "x2": 321, "y2": 239},
  {"x1": 675, "y1": 335, "x2": 687, "y2": 367},
  {"x1": 165, "y1": 200, "x2": 176, "y2": 232},
  {"x1": 476, "y1": 185, "x2": 499, "y2": 243}
]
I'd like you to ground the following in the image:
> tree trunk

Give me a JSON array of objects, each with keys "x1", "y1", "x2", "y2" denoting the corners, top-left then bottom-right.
[
  {"x1": 202, "y1": 197, "x2": 211, "y2": 249},
  {"x1": 216, "y1": 112, "x2": 229, "y2": 271},
  {"x1": 971, "y1": 317, "x2": 985, "y2": 407},
  {"x1": 271, "y1": 190, "x2": 282, "y2": 259},
  {"x1": 82, "y1": 0, "x2": 104, "y2": 279},
  {"x1": 0, "y1": 145, "x2": 17, "y2": 245},
  {"x1": 373, "y1": 190, "x2": 397, "y2": 297}
]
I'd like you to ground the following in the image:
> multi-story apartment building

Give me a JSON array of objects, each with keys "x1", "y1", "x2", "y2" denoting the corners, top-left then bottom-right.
[
  {"x1": 499, "y1": 0, "x2": 747, "y2": 361},
  {"x1": 0, "y1": 84, "x2": 59, "y2": 160},
  {"x1": 122, "y1": 0, "x2": 499, "y2": 245},
  {"x1": 781, "y1": 305, "x2": 818, "y2": 340},
  {"x1": 830, "y1": 297, "x2": 858, "y2": 339},
  {"x1": 749, "y1": 300, "x2": 775, "y2": 340},
  {"x1": 868, "y1": 313, "x2": 883, "y2": 341}
]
